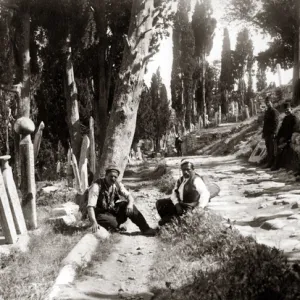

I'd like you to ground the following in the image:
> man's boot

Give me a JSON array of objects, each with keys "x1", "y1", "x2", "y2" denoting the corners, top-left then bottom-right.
[{"x1": 142, "y1": 227, "x2": 157, "y2": 236}]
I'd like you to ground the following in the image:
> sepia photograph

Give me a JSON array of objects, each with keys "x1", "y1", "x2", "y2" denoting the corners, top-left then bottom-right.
[{"x1": 0, "y1": 0, "x2": 300, "y2": 299}]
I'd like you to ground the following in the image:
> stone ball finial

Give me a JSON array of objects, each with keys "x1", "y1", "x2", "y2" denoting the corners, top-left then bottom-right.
[{"x1": 14, "y1": 117, "x2": 35, "y2": 135}]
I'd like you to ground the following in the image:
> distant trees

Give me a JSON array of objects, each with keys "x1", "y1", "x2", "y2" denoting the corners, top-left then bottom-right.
[
  {"x1": 226, "y1": 0, "x2": 298, "y2": 101},
  {"x1": 192, "y1": 0, "x2": 216, "y2": 126},
  {"x1": 171, "y1": 0, "x2": 195, "y2": 131},
  {"x1": 232, "y1": 28, "x2": 254, "y2": 106},
  {"x1": 220, "y1": 28, "x2": 234, "y2": 114},
  {"x1": 171, "y1": 0, "x2": 216, "y2": 131},
  {"x1": 136, "y1": 69, "x2": 171, "y2": 152},
  {"x1": 256, "y1": 63, "x2": 268, "y2": 92}
]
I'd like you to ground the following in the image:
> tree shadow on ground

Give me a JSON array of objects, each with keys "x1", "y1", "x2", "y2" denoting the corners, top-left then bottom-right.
[
  {"x1": 83, "y1": 291, "x2": 154, "y2": 299},
  {"x1": 53, "y1": 223, "x2": 91, "y2": 235}
]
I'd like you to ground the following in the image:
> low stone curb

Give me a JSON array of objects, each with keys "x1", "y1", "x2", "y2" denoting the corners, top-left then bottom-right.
[{"x1": 46, "y1": 228, "x2": 110, "y2": 300}]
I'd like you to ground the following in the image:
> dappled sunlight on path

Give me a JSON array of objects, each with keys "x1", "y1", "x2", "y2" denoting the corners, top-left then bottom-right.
[{"x1": 166, "y1": 155, "x2": 300, "y2": 262}]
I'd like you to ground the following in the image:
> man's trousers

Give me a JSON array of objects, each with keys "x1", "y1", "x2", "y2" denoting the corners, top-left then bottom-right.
[{"x1": 96, "y1": 202, "x2": 150, "y2": 232}]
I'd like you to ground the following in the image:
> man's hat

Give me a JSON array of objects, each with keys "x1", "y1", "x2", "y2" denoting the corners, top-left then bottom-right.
[
  {"x1": 180, "y1": 159, "x2": 194, "y2": 168},
  {"x1": 105, "y1": 165, "x2": 120, "y2": 175}
]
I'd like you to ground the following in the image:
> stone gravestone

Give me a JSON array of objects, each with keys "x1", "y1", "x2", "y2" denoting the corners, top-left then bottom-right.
[
  {"x1": 235, "y1": 102, "x2": 239, "y2": 122},
  {"x1": 89, "y1": 117, "x2": 96, "y2": 175},
  {"x1": 70, "y1": 148, "x2": 82, "y2": 193},
  {"x1": 33, "y1": 121, "x2": 45, "y2": 162},
  {"x1": 245, "y1": 105, "x2": 250, "y2": 119},
  {"x1": 14, "y1": 117, "x2": 37, "y2": 229},
  {"x1": 0, "y1": 166, "x2": 17, "y2": 244},
  {"x1": 0, "y1": 155, "x2": 27, "y2": 235},
  {"x1": 67, "y1": 148, "x2": 73, "y2": 187},
  {"x1": 79, "y1": 135, "x2": 90, "y2": 192}
]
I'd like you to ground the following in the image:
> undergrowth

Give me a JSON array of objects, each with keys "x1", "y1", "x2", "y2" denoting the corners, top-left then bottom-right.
[
  {"x1": 155, "y1": 172, "x2": 176, "y2": 194},
  {"x1": 0, "y1": 222, "x2": 84, "y2": 300},
  {"x1": 151, "y1": 210, "x2": 300, "y2": 300}
]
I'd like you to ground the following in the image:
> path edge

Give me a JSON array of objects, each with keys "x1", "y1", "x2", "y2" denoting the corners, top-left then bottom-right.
[{"x1": 45, "y1": 229, "x2": 110, "y2": 300}]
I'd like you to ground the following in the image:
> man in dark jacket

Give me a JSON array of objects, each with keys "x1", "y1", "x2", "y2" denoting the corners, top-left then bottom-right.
[
  {"x1": 262, "y1": 96, "x2": 279, "y2": 168},
  {"x1": 271, "y1": 102, "x2": 298, "y2": 171},
  {"x1": 87, "y1": 166, "x2": 156, "y2": 236}
]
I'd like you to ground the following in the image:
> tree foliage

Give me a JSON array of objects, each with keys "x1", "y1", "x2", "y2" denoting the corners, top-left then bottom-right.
[
  {"x1": 226, "y1": 0, "x2": 296, "y2": 70},
  {"x1": 220, "y1": 28, "x2": 234, "y2": 114},
  {"x1": 232, "y1": 28, "x2": 254, "y2": 105},
  {"x1": 171, "y1": 0, "x2": 195, "y2": 130},
  {"x1": 136, "y1": 70, "x2": 171, "y2": 151},
  {"x1": 256, "y1": 64, "x2": 268, "y2": 92},
  {"x1": 192, "y1": 0, "x2": 216, "y2": 57}
]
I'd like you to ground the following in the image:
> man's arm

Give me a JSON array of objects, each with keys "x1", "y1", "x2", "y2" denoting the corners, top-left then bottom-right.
[
  {"x1": 270, "y1": 109, "x2": 280, "y2": 136},
  {"x1": 118, "y1": 182, "x2": 135, "y2": 214},
  {"x1": 170, "y1": 179, "x2": 180, "y2": 205},
  {"x1": 87, "y1": 183, "x2": 101, "y2": 232},
  {"x1": 194, "y1": 177, "x2": 210, "y2": 209}
]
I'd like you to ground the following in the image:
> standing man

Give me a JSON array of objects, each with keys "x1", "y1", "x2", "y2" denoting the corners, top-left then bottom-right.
[
  {"x1": 87, "y1": 166, "x2": 156, "y2": 236},
  {"x1": 175, "y1": 135, "x2": 183, "y2": 156},
  {"x1": 156, "y1": 159, "x2": 210, "y2": 226},
  {"x1": 271, "y1": 102, "x2": 298, "y2": 171},
  {"x1": 262, "y1": 96, "x2": 279, "y2": 168}
]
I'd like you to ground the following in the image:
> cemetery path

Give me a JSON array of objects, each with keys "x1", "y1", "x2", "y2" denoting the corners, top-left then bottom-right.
[
  {"x1": 166, "y1": 155, "x2": 300, "y2": 261},
  {"x1": 55, "y1": 175, "x2": 162, "y2": 300},
  {"x1": 56, "y1": 155, "x2": 300, "y2": 300}
]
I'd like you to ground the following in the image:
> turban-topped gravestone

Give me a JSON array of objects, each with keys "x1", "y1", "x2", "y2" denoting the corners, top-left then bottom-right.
[{"x1": 14, "y1": 117, "x2": 35, "y2": 135}]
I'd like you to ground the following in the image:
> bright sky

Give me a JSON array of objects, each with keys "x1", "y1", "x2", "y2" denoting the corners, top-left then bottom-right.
[{"x1": 144, "y1": 0, "x2": 293, "y2": 96}]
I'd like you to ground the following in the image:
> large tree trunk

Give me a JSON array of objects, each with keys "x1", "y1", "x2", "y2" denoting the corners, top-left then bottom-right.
[
  {"x1": 14, "y1": 8, "x2": 31, "y2": 188},
  {"x1": 93, "y1": 0, "x2": 108, "y2": 154},
  {"x1": 64, "y1": 34, "x2": 82, "y2": 161},
  {"x1": 98, "y1": 0, "x2": 157, "y2": 179},
  {"x1": 202, "y1": 52, "x2": 207, "y2": 127},
  {"x1": 294, "y1": 0, "x2": 300, "y2": 104},
  {"x1": 18, "y1": 9, "x2": 31, "y2": 118}
]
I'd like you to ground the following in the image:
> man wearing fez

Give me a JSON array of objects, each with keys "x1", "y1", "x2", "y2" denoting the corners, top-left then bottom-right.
[
  {"x1": 156, "y1": 159, "x2": 210, "y2": 226},
  {"x1": 87, "y1": 166, "x2": 156, "y2": 236},
  {"x1": 262, "y1": 96, "x2": 279, "y2": 168},
  {"x1": 271, "y1": 102, "x2": 298, "y2": 171}
]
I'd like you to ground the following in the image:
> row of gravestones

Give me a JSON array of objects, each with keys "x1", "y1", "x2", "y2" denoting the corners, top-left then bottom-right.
[{"x1": 0, "y1": 116, "x2": 46, "y2": 244}]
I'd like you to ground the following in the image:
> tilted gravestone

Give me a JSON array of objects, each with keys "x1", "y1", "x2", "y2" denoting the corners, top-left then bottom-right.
[
  {"x1": 0, "y1": 167, "x2": 17, "y2": 244},
  {"x1": 0, "y1": 155, "x2": 27, "y2": 235}
]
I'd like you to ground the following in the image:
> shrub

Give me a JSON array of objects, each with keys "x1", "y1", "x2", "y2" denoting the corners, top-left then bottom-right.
[
  {"x1": 153, "y1": 210, "x2": 300, "y2": 300},
  {"x1": 155, "y1": 172, "x2": 176, "y2": 194}
]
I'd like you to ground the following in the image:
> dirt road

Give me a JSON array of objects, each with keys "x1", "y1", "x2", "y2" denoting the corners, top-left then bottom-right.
[
  {"x1": 56, "y1": 176, "x2": 163, "y2": 300},
  {"x1": 56, "y1": 155, "x2": 300, "y2": 299}
]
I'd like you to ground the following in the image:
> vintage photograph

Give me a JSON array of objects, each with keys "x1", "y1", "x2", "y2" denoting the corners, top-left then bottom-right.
[{"x1": 0, "y1": 0, "x2": 300, "y2": 299}]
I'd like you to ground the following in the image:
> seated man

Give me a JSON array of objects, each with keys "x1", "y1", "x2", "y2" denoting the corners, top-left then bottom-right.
[
  {"x1": 156, "y1": 159, "x2": 210, "y2": 226},
  {"x1": 87, "y1": 165, "x2": 156, "y2": 236}
]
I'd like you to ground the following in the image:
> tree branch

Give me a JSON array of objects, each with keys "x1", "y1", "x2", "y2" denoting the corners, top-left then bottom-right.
[
  {"x1": 122, "y1": 34, "x2": 133, "y2": 50},
  {"x1": 0, "y1": 83, "x2": 21, "y2": 94},
  {"x1": 0, "y1": 2, "x2": 19, "y2": 10},
  {"x1": 143, "y1": 46, "x2": 159, "y2": 64}
]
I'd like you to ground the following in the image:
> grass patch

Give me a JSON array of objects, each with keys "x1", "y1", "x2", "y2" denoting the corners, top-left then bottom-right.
[
  {"x1": 155, "y1": 172, "x2": 176, "y2": 194},
  {"x1": 151, "y1": 210, "x2": 300, "y2": 300},
  {"x1": 0, "y1": 217, "x2": 84, "y2": 299}
]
